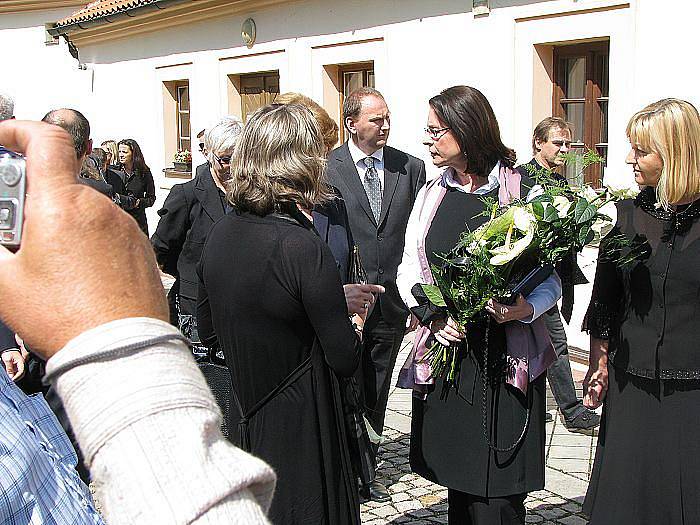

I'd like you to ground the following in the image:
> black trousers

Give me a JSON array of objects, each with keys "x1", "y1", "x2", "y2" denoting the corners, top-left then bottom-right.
[
  {"x1": 359, "y1": 306, "x2": 405, "y2": 459},
  {"x1": 448, "y1": 490, "x2": 526, "y2": 525},
  {"x1": 542, "y1": 306, "x2": 585, "y2": 421}
]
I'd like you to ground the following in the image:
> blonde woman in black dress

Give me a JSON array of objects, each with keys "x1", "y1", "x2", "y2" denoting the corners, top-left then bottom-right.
[{"x1": 583, "y1": 98, "x2": 700, "y2": 524}]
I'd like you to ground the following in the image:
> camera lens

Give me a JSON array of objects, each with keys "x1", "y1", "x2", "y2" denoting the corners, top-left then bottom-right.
[{"x1": 1, "y1": 164, "x2": 21, "y2": 187}]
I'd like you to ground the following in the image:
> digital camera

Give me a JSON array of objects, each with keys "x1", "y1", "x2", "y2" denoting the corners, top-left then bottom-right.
[{"x1": 0, "y1": 153, "x2": 26, "y2": 249}]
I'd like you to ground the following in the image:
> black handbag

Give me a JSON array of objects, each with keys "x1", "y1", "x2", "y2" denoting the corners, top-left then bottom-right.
[
  {"x1": 344, "y1": 246, "x2": 377, "y2": 484},
  {"x1": 176, "y1": 295, "x2": 232, "y2": 439}
]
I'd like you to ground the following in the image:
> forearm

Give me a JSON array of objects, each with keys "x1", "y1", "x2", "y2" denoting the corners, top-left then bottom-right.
[
  {"x1": 45, "y1": 318, "x2": 274, "y2": 525},
  {"x1": 589, "y1": 337, "x2": 609, "y2": 369},
  {"x1": 520, "y1": 272, "x2": 562, "y2": 323}
]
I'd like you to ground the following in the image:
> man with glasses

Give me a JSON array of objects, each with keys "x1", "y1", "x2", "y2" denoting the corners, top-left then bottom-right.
[
  {"x1": 326, "y1": 87, "x2": 426, "y2": 502},
  {"x1": 194, "y1": 128, "x2": 208, "y2": 179},
  {"x1": 517, "y1": 117, "x2": 601, "y2": 434}
]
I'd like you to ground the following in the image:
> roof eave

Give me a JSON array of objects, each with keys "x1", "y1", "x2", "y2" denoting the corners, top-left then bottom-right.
[{"x1": 48, "y1": 0, "x2": 191, "y2": 36}]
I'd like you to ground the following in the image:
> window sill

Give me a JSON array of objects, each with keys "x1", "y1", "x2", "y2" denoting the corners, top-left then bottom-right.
[{"x1": 163, "y1": 167, "x2": 192, "y2": 179}]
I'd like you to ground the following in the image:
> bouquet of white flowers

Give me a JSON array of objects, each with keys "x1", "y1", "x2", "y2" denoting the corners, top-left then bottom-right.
[{"x1": 412, "y1": 152, "x2": 637, "y2": 381}]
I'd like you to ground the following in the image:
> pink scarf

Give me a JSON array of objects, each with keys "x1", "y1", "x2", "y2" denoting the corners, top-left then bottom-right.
[{"x1": 397, "y1": 165, "x2": 556, "y2": 395}]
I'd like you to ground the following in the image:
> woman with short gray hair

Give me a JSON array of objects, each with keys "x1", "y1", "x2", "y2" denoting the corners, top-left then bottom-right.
[
  {"x1": 204, "y1": 116, "x2": 243, "y2": 191},
  {"x1": 151, "y1": 115, "x2": 243, "y2": 361},
  {"x1": 197, "y1": 103, "x2": 363, "y2": 525}
]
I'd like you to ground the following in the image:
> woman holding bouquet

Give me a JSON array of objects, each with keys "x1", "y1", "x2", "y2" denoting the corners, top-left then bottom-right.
[
  {"x1": 197, "y1": 103, "x2": 362, "y2": 524},
  {"x1": 583, "y1": 98, "x2": 700, "y2": 524},
  {"x1": 397, "y1": 86, "x2": 561, "y2": 524}
]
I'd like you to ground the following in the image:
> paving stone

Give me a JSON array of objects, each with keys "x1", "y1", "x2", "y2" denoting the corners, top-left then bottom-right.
[
  {"x1": 388, "y1": 482, "x2": 409, "y2": 493},
  {"x1": 418, "y1": 494, "x2": 443, "y2": 506},
  {"x1": 559, "y1": 515, "x2": 588, "y2": 525},
  {"x1": 407, "y1": 487, "x2": 431, "y2": 497},
  {"x1": 539, "y1": 507, "x2": 568, "y2": 519},
  {"x1": 525, "y1": 514, "x2": 544, "y2": 523},
  {"x1": 370, "y1": 505, "x2": 397, "y2": 518},
  {"x1": 390, "y1": 492, "x2": 410, "y2": 503},
  {"x1": 562, "y1": 502, "x2": 582, "y2": 513},
  {"x1": 395, "y1": 500, "x2": 423, "y2": 512},
  {"x1": 406, "y1": 508, "x2": 434, "y2": 518}
]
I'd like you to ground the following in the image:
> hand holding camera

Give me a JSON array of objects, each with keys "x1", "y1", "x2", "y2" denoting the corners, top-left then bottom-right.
[{"x1": 0, "y1": 120, "x2": 168, "y2": 359}]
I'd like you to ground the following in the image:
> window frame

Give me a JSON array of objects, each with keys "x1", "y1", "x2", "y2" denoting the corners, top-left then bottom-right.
[
  {"x1": 553, "y1": 40, "x2": 609, "y2": 186},
  {"x1": 175, "y1": 81, "x2": 191, "y2": 154},
  {"x1": 338, "y1": 62, "x2": 375, "y2": 143}
]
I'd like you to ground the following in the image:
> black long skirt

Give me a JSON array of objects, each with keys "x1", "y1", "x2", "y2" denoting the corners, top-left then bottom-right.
[{"x1": 584, "y1": 364, "x2": 700, "y2": 524}]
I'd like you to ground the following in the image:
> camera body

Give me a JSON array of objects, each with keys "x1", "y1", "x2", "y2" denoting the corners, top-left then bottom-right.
[{"x1": 0, "y1": 153, "x2": 26, "y2": 248}]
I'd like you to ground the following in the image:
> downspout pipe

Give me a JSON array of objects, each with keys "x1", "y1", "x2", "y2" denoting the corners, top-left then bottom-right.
[{"x1": 47, "y1": 0, "x2": 191, "y2": 37}]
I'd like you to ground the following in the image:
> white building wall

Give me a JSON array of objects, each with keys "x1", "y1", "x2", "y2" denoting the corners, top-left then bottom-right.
[
  {"x1": 5, "y1": 0, "x2": 700, "y2": 231},
  {"x1": 1, "y1": 7, "x2": 93, "y2": 119}
]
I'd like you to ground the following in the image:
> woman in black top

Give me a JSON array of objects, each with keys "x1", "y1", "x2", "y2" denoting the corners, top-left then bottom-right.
[
  {"x1": 397, "y1": 86, "x2": 561, "y2": 524},
  {"x1": 197, "y1": 104, "x2": 363, "y2": 524},
  {"x1": 583, "y1": 98, "x2": 700, "y2": 524},
  {"x1": 117, "y1": 138, "x2": 155, "y2": 235}
]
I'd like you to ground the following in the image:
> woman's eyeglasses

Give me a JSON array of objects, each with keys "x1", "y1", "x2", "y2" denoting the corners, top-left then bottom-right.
[
  {"x1": 425, "y1": 127, "x2": 450, "y2": 140},
  {"x1": 212, "y1": 152, "x2": 232, "y2": 165}
]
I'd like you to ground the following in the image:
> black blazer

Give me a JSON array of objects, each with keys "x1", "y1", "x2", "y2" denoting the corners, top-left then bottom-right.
[
  {"x1": 313, "y1": 193, "x2": 354, "y2": 284},
  {"x1": 151, "y1": 166, "x2": 226, "y2": 315},
  {"x1": 117, "y1": 165, "x2": 156, "y2": 234},
  {"x1": 326, "y1": 143, "x2": 426, "y2": 326}
]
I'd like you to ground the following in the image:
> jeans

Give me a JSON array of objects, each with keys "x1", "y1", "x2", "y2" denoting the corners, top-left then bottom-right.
[{"x1": 543, "y1": 306, "x2": 586, "y2": 421}]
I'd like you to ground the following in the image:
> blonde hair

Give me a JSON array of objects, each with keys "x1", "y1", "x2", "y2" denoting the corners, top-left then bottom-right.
[
  {"x1": 228, "y1": 103, "x2": 331, "y2": 215},
  {"x1": 101, "y1": 140, "x2": 118, "y2": 165},
  {"x1": 275, "y1": 92, "x2": 339, "y2": 154},
  {"x1": 627, "y1": 98, "x2": 700, "y2": 209}
]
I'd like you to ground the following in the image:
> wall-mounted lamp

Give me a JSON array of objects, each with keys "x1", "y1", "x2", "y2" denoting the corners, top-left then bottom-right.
[
  {"x1": 473, "y1": 0, "x2": 490, "y2": 16},
  {"x1": 242, "y1": 18, "x2": 256, "y2": 48}
]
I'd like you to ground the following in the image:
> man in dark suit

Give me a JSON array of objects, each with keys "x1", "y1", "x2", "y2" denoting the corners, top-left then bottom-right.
[
  {"x1": 517, "y1": 116, "x2": 600, "y2": 435},
  {"x1": 326, "y1": 87, "x2": 426, "y2": 501}
]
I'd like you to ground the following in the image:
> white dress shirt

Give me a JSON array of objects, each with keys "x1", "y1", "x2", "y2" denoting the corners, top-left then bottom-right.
[{"x1": 347, "y1": 139, "x2": 385, "y2": 191}]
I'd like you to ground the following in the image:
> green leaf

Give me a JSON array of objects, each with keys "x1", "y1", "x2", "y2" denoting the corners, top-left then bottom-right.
[
  {"x1": 543, "y1": 204, "x2": 559, "y2": 223},
  {"x1": 531, "y1": 200, "x2": 544, "y2": 219},
  {"x1": 578, "y1": 225, "x2": 592, "y2": 246},
  {"x1": 574, "y1": 198, "x2": 598, "y2": 224},
  {"x1": 420, "y1": 284, "x2": 447, "y2": 307}
]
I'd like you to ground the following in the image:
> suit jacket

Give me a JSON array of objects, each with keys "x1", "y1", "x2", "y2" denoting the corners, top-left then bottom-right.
[
  {"x1": 313, "y1": 192, "x2": 354, "y2": 284},
  {"x1": 326, "y1": 143, "x2": 426, "y2": 326},
  {"x1": 151, "y1": 166, "x2": 226, "y2": 315}
]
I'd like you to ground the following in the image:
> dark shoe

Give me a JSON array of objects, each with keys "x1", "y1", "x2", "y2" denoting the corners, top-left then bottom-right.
[
  {"x1": 545, "y1": 411, "x2": 554, "y2": 423},
  {"x1": 360, "y1": 480, "x2": 391, "y2": 503},
  {"x1": 564, "y1": 409, "x2": 601, "y2": 435}
]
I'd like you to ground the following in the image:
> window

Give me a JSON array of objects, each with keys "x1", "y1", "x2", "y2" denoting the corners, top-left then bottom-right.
[
  {"x1": 338, "y1": 62, "x2": 374, "y2": 143},
  {"x1": 176, "y1": 83, "x2": 191, "y2": 153},
  {"x1": 163, "y1": 79, "x2": 192, "y2": 179},
  {"x1": 553, "y1": 41, "x2": 609, "y2": 186},
  {"x1": 239, "y1": 71, "x2": 280, "y2": 122}
]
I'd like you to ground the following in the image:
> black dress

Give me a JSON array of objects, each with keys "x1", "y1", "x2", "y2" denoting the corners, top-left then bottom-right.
[
  {"x1": 197, "y1": 210, "x2": 361, "y2": 525},
  {"x1": 583, "y1": 187, "x2": 700, "y2": 524},
  {"x1": 411, "y1": 187, "x2": 547, "y2": 503}
]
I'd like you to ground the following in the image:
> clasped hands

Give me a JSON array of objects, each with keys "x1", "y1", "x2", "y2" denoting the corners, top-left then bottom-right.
[{"x1": 430, "y1": 294, "x2": 534, "y2": 346}]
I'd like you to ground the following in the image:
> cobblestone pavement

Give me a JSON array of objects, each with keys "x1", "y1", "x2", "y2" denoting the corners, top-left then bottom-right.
[{"x1": 361, "y1": 336, "x2": 596, "y2": 524}]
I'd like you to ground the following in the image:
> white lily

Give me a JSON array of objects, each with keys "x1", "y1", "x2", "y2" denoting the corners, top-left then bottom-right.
[
  {"x1": 552, "y1": 195, "x2": 572, "y2": 218},
  {"x1": 591, "y1": 200, "x2": 617, "y2": 240},
  {"x1": 605, "y1": 181, "x2": 640, "y2": 200},
  {"x1": 513, "y1": 206, "x2": 537, "y2": 231},
  {"x1": 489, "y1": 227, "x2": 535, "y2": 266}
]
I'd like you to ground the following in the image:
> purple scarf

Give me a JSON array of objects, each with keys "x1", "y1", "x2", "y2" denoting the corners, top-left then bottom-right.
[{"x1": 397, "y1": 166, "x2": 556, "y2": 395}]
